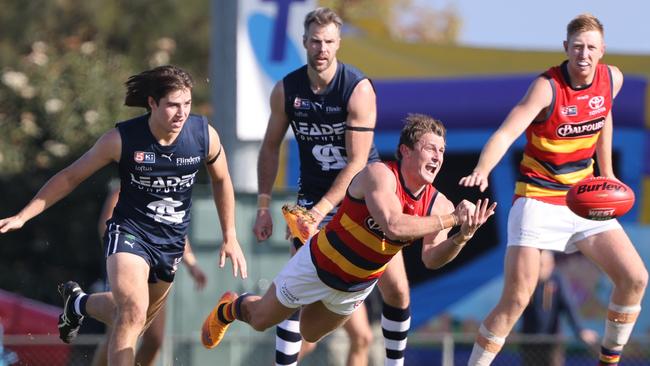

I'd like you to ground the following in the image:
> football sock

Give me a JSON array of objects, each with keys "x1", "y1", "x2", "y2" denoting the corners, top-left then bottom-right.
[
  {"x1": 275, "y1": 310, "x2": 301, "y2": 366},
  {"x1": 599, "y1": 302, "x2": 641, "y2": 365},
  {"x1": 217, "y1": 294, "x2": 250, "y2": 324},
  {"x1": 73, "y1": 293, "x2": 88, "y2": 317},
  {"x1": 598, "y1": 346, "x2": 622, "y2": 365},
  {"x1": 468, "y1": 324, "x2": 505, "y2": 366},
  {"x1": 382, "y1": 302, "x2": 410, "y2": 366}
]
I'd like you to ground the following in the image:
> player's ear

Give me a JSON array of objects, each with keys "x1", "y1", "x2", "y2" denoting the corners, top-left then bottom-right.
[
  {"x1": 148, "y1": 96, "x2": 157, "y2": 110},
  {"x1": 563, "y1": 40, "x2": 568, "y2": 53}
]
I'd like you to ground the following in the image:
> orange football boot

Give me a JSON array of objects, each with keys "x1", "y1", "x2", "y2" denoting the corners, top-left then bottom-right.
[
  {"x1": 201, "y1": 291, "x2": 238, "y2": 349},
  {"x1": 281, "y1": 204, "x2": 316, "y2": 244}
]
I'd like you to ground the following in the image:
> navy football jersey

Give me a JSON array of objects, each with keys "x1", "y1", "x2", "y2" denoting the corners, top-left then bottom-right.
[
  {"x1": 283, "y1": 62, "x2": 380, "y2": 202},
  {"x1": 110, "y1": 113, "x2": 209, "y2": 245}
]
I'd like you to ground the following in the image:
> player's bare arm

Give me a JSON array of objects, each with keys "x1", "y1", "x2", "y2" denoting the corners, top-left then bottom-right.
[
  {"x1": 0, "y1": 128, "x2": 121, "y2": 234},
  {"x1": 595, "y1": 66, "x2": 623, "y2": 179},
  {"x1": 356, "y1": 163, "x2": 460, "y2": 241},
  {"x1": 421, "y1": 197, "x2": 496, "y2": 269},
  {"x1": 97, "y1": 185, "x2": 120, "y2": 238},
  {"x1": 205, "y1": 125, "x2": 247, "y2": 279},
  {"x1": 459, "y1": 76, "x2": 554, "y2": 191},
  {"x1": 312, "y1": 78, "x2": 376, "y2": 218},
  {"x1": 253, "y1": 81, "x2": 291, "y2": 241}
]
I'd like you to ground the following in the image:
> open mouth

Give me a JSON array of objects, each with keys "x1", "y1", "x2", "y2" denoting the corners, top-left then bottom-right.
[{"x1": 425, "y1": 162, "x2": 439, "y2": 173}]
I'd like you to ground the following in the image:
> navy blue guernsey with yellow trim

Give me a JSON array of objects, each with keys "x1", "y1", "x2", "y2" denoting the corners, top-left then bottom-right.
[
  {"x1": 110, "y1": 113, "x2": 209, "y2": 245},
  {"x1": 283, "y1": 62, "x2": 380, "y2": 201}
]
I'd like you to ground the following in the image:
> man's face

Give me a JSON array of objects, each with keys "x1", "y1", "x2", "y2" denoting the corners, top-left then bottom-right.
[
  {"x1": 149, "y1": 88, "x2": 192, "y2": 134},
  {"x1": 564, "y1": 30, "x2": 605, "y2": 80},
  {"x1": 402, "y1": 132, "x2": 445, "y2": 185},
  {"x1": 303, "y1": 22, "x2": 340, "y2": 72}
]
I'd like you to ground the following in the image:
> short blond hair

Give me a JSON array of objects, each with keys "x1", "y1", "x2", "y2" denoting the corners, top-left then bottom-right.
[
  {"x1": 396, "y1": 114, "x2": 446, "y2": 161},
  {"x1": 567, "y1": 13, "x2": 604, "y2": 40},
  {"x1": 303, "y1": 7, "x2": 343, "y2": 37}
]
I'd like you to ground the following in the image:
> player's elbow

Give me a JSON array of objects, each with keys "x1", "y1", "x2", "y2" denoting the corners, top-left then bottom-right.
[
  {"x1": 383, "y1": 220, "x2": 410, "y2": 241},
  {"x1": 423, "y1": 258, "x2": 446, "y2": 270}
]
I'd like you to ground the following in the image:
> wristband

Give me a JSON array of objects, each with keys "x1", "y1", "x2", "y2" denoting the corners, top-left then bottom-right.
[
  {"x1": 437, "y1": 215, "x2": 444, "y2": 231},
  {"x1": 311, "y1": 206, "x2": 325, "y2": 219},
  {"x1": 313, "y1": 197, "x2": 334, "y2": 218},
  {"x1": 257, "y1": 193, "x2": 271, "y2": 209}
]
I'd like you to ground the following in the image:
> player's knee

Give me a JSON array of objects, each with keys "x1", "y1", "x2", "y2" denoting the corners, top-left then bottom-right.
[
  {"x1": 116, "y1": 303, "x2": 147, "y2": 329},
  {"x1": 616, "y1": 266, "x2": 648, "y2": 295},
  {"x1": 383, "y1": 290, "x2": 410, "y2": 308},
  {"x1": 630, "y1": 267, "x2": 648, "y2": 293},
  {"x1": 349, "y1": 329, "x2": 373, "y2": 350}
]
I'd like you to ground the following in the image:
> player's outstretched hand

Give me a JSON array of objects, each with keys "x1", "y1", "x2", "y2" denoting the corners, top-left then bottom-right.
[
  {"x1": 459, "y1": 170, "x2": 489, "y2": 192},
  {"x1": 0, "y1": 216, "x2": 25, "y2": 234},
  {"x1": 253, "y1": 209, "x2": 273, "y2": 242},
  {"x1": 219, "y1": 239, "x2": 248, "y2": 279},
  {"x1": 457, "y1": 198, "x2": 497, "y2": 241}
]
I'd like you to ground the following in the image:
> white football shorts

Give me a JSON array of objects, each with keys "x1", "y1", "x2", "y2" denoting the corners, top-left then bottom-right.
[
  {"x1": 507, "y1": 197, "x2": 622, "y2": 253},
  {"x1": 273, "y1": 240, "x2": 375, "y2": 316}
]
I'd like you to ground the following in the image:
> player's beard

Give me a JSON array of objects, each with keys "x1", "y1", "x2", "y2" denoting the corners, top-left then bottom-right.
[{"x1": 308, "y1": 54, "x2": 333, "y2": 72}]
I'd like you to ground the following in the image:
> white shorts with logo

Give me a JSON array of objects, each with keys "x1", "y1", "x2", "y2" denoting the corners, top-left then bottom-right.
[
  {"x1": 507, "y1": 197, "x2": 622, "y2": 253},
  {"x1": 273, "y1": 241, "x2": 375, "y2": 316}
]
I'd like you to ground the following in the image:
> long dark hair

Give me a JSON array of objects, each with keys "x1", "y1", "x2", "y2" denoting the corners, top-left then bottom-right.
[{"x1": 124, "y1": 65, "x2": 194, "y2": 110}]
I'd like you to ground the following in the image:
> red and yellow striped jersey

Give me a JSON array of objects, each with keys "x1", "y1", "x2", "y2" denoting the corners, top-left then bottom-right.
[
  {"x1": 309, "y1": 161, "x2": 439, "y2": 292},
  {"x1": 515, "y1": 61, "x2": 613, "y2": 204}
]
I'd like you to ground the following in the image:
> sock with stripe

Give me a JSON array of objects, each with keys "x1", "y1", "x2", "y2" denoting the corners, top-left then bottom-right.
[
  {"x1": 382, "y1": 302, "x2": 410, "y2": 366},
  {"x1": 598, "y1": 346, "x2": 622, "y2": 365},
  {"x1": 73, "y1": 294, "x2": 88, "y2": 317},
  {"x1": 599, "y1": 302, "x2": 641, "y2": 366},
  {"x1": 217, "y1": 293, "x2": 251, "y2": 324},
  {"x1": 275, "y1": 310, "x2": 301, "y2": 366}
]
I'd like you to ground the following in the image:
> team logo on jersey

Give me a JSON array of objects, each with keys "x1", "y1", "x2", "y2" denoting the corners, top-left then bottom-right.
[
  {"x1": 556, "y1": 117, "x2": 605, "y2": 138},
  {"x1": 561, "y1": 105, "x2": 578, "y2": 116},
  {"x1": 312, "y1": 144, "x2": 347, "y2": 171},
  {"x1": 293, "y1": 97, "x2": 311, "y2": 110},
  {"x1": 134, "y1": 151, "x2": 155, "y2": 164},
  {"x1": 146, "y1": 197, "x2": 186, "y2": 224}
]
